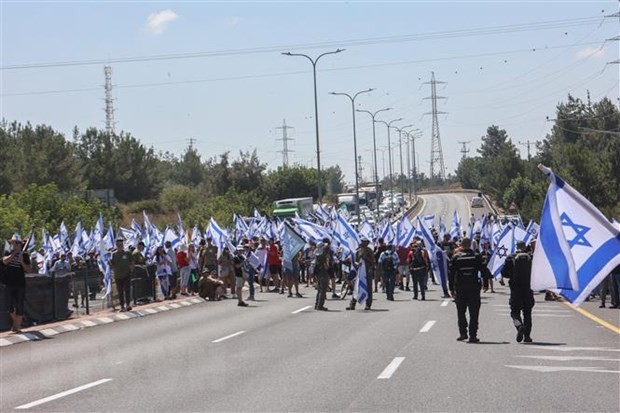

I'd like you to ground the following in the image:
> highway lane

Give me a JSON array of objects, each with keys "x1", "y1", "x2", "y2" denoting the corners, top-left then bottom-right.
[
  {"x1": 415, "y1": 191, "x2": 492, "y2": 231},
  {"x1": 2, "y1": 282, "x2": 619, "y2": 412}
]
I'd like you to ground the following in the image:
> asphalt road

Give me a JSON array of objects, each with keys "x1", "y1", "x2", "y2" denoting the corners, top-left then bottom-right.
[
  {"x1": 416, "y1": 191, "x2": 491, "y2": 233},
  {"x1": 1, "y1": 193, "x2": 618, "y2": 413}
]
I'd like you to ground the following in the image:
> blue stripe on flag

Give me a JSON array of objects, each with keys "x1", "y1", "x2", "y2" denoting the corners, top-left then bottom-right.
[{"x1": 539, "y1": 190, "x2": 573, "y2": 289}]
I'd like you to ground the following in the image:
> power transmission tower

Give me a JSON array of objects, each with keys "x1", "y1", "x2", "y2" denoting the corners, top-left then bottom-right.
[
  {"x1": 458, "y1": 140, "x2": 471, "y2": 159},
  {"x1": 187, "y1": 137, "x2": 197, "y2": 150},
  {"x1": 519, "y1": 140, "x2": 537, "y2": 160},
  {"x1": 103, "y1": 65, "x2": 116, "y2": 135},
  {"x1": 275, "y1": 119, "x2": 294, "y2": 167},
  {"x1": 423, "y1": 72, "x2": 447, "y2": 186}
]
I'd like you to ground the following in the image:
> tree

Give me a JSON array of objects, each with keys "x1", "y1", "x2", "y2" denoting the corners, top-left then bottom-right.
[{"x1": 177, "y1": 146, "x2": 205, "y2": 187}]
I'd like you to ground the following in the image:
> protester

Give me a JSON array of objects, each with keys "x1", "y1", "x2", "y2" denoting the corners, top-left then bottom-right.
[
  {"x1": 502, "y1": 241, "x2": 535, "y2": 343},
  {"x1": 155, "y1": 246, "x2": 172, "y2": 300},
  {"x1": 346, "y1": 237, "x2": 375, "y2": 311},
  {"x1": 2, "y1": 236, "x2": 32, "y2": 333},
  {"x1": 408, "y1": 241, "x2": 429, "y2": 301},
  {"x1": 449, "y1": 238, "x2": 490, "y2": 343},
  {"x1": 233, "y1": 246, "x2": 249, "y2": 307},
  {"x1": 110, "y1": 237, "x2": 133, "y2": 312},
  {"x1": 378, "y1": 243, "x2": 399, "y2": 301},
  {"x1": 314, "y1": 242, "x2": 330, "y2": 311}
]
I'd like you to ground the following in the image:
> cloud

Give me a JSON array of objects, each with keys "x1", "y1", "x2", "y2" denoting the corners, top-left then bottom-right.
[
  {"x1": 576, "y1": 47, "x2": 605, "y2": 59},
  {"x1": 146, "y1": 9, "x2": 179, "y2": 35},
  {"x1": 224, "y1": 16, "x2": 241, "y2": 26}
]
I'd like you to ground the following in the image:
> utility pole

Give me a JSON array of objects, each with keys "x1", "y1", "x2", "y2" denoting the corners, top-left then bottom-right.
[
  {"x1": 458, "y1": 140, "x2": 471, "y2": 159},
  {"x1": 103, "y1": 65, "x2": 116, "y2": 135},
  {"x1": 423, "y1": 72, "x2": 447, "y2": 187},
  {"x1": 276, "y1": 119, "x2": 294, "y2": 167},
  {"x1": 187, "y1": 137, "x2": 196, "y2": 150},
  {"x1": 357, "y1": 155, "x2": 363, "y2": 184},
  {"x1": 519, "y1": 140, "x2": 537, "y2": 161}
]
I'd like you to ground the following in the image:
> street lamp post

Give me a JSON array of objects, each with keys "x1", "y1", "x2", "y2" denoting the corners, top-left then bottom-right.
[
  {"x1": 376, "y1": 118, "x2": 402, "y2": 215},
  {"x1": 357, "y1": 107, "x2": 390, "y2": 219},
  {"x1": 282, "y1": 49, "x2": 345, "y2": 203},
  {"x1": 407, "y1": 131, "x2": 422, "y2": 201},
  {"x1": 392, "y1": 124, "x2": 413, "y2": 201},
  {"x1": 329, "y1": 88, "x2": 373, "y2": 222}
]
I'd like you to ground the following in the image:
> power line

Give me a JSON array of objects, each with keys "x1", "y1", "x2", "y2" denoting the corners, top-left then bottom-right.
[
  {"x1": 1, "y1": 40, "x2": 605, "y2": 98},
  {"x1": 1, "y1": 16, "x2": 608, "y2": 70}
]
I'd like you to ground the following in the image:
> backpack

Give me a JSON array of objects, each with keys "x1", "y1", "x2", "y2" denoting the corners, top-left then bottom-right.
[
  {"x1": 511, "y1": 252, "x2": 532, "y2": 288},
  {"x1": 382, "y1": 253, "x2": 394, "y2": 271},
  {"x1": 411, "y1": 247, "x2": 426, "y2": 268}
]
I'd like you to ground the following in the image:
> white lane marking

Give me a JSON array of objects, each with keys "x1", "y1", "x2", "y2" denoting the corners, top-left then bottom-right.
[
  {"x1": 156, "y1": 306, "x2": 170, "y2": 311},
  {"x1": 441, "y1": 300, "x2": 450, "y2": 307},
  {"x1": 15, "y1": 378, "x2": 113, "y2": 409},
  {"x1": 527, "y1": 346, "x2": 620, "y2": 352},
  {"x1": 40, "y1": 329, "x2": 59, "y2": 336},
  {"x1": 496, "y1": 314, "x2": 573, "y2": 318},
  {"x1": 144, "y1": 308, "x2": 157, "y2": 314},
  {"x1": 97, "y1": 317, "x2": 114, "y2": 324},
  {"x1": 63, "y1": 324, "x2": 79, "y2": 331},
  {"x1": 81, "y1": 320, "x2": 97, "y2": 327},
  {"x1": 115, "y1": 314, "x2": 130, "y2": 320},
  {"x1": 212, "y1": 330, "x2": 245, "y2": 343},
  {"x1": 169, "y1": 303, "x2": 181, "y2": 309},
  {"x1": 464, "y1": 194, "x2": 472, "y2": 218},
  {"x1": 516, "y1": 355, "x2": 620, "y2": 362},
  {"x1": 378, "y1": 357, "x2": 405, "y2": 379},
  {"x1": 180, "y1": 301, "x2": 192, "y2": 306},
  {"x1": 419, "y1": 321, "x2": 436, "y2": 333},
  {"x1": 291, "y1": 305, "x2": 313, "y2": 314},
  {"x1": 506, "y1": 365, "x2": 620, "y2": 374}
]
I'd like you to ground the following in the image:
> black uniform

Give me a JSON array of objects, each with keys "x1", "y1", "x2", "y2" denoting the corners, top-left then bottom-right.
[
  {"x1": 501, "y1": 250, "x2": 534, "y2": 342},
  {"x1": 449, "y1": 249, "x2": 489, "y2": 342}
]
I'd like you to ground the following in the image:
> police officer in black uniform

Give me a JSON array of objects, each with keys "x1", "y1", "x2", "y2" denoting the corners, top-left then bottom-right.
[
  {"x1": 449, "y1": 237, "x2": 490, "y2": 343},
  {"x1": 501, "y1": 241, "x2": 534, "y2": 343}
]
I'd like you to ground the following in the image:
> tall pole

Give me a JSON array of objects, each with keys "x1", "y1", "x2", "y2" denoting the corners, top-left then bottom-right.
[
  {"x1": 329, "y1": 88, "x2": 373, "y2": 221},
  {"x1": 357, "y1": 107, "x2": 390, "y2": 219},
  {"x1": 408, "y1": 131, "x2": 422, "y2": 201},
  {"x1": 376, "y1": 118, "x2": 402, "y2": 215},
  {"x1": 282, "y1": 49, "x2": 345, "y2": 203},
  {"x1": 392, "y1": 124, "x2": 413, "y2": 199}
]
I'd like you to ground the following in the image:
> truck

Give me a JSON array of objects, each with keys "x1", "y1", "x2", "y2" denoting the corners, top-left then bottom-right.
[{"x1": 272, "y1": 197, "x2": 314, "y2": 219}]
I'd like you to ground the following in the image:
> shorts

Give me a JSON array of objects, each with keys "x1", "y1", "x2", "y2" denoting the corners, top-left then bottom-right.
[
  {"x1": 179, "y1": 266, "x2": 191, "y2": 287},
  {"x1": 235, "y1": 276, "x2": 245, "y2": 288},
  {"x1": 398, "y1": 265, "x2": 409, "y2": 276},
  {"x1": 5, "y1": 285, "x2": 25, "y2": 316},
  {"x1": 268, "y1": 264, "x2": 281, "y2": 275}
]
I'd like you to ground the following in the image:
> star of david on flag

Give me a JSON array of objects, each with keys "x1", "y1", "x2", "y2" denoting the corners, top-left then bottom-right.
[{"x1": 531, "y1": 165, "x2": 620, "y2": 306}]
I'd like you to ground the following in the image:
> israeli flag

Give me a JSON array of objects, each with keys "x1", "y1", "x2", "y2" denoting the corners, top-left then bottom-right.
[
  {"x1": 531, "y1": 166, "x2": 620, "y2": 306},
  {"x1": 280, "y1": 223, "x2": 306, "y2": 271},
  {"x1": 450, "y1": 210, "x2": 461, "y2": 240},
  {"x1": 353, "y1": 260, "x2": 369, "y2": 305},
  {"x1": 438, "y1": 217, "x2": 447, "y2": 240},
  {"x1": 487, "y1": 225, "x2": 514, "y2": 279},
  {"x1": 358, "y1": 220, "x2": 376, "y2": 248},
  {"x1": 423, "y1": 214, "x2": 435, "y2": 230},
  {"x1": 524, "y1": 220, "x2": 539, "y2": 245},
  {"x1": 333, "y1": 214, "x2": 360, "y2": 255}
]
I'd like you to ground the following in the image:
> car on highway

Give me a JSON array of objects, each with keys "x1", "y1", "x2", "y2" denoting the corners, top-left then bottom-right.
[{"x1": 470, "y1": 196, "x2": 484, "y2": 208}]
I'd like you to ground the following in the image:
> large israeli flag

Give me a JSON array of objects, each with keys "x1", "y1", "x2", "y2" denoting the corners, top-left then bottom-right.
[
  {"x1": 531, "y1": 166, "x2": 620, "y2": 306},
  {"x1": 353, "y1": 260, "x2": 369, "y2": 305}
]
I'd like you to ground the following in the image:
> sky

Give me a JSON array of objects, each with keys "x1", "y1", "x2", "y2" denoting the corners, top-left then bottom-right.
[{"x1": 1, "y1": 1, "x2": 618, "y2": 187}]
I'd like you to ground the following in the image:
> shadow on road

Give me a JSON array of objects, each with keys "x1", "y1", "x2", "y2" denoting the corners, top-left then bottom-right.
[
  {"x1": 522, "y1": 342, "x2": 566, "y2": 346},
  {"x1": 474, "y1": 341, "x2": 510, "y2": 345}
]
